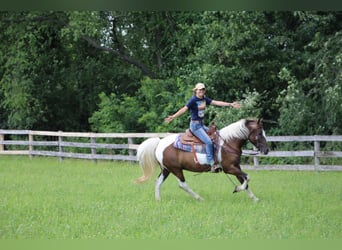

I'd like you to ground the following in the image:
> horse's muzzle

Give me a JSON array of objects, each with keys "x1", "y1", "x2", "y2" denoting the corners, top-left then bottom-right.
[{"x1": 261, "y1": 147, "x2": 269, "y2": 155}]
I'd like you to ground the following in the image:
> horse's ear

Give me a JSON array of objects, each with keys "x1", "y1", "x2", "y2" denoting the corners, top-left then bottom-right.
[{"x1": 257, "y1": 118, "x2": 263, "y2": 125}]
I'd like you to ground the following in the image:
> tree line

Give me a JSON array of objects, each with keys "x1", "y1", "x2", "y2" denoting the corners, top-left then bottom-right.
[{"x1": 0, "y1": 11, "x2": 341, "y2": 135}]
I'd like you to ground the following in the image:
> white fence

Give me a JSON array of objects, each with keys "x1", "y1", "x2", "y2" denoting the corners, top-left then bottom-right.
[{"x1": 1, "y1": 130, "x2": 342, "y2": 171}]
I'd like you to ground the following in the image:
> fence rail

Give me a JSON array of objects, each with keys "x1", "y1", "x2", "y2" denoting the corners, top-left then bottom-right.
[{"x1": 1, "y1": 130, "x2": 342, "y2": 171}]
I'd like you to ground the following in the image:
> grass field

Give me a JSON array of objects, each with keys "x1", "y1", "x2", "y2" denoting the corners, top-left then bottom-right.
[{"x1": 0, "y1": 156, "x2": 341, "y2": 239}]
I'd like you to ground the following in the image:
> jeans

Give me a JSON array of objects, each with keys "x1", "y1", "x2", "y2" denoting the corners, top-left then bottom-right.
[{"x1": 190, "y1": 121, "x2": 214, "y2": 165}]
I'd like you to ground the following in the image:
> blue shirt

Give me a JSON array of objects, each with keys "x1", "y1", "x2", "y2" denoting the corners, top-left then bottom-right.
[{"x1": 186, "y1": 96, "x2": 212, "y2": 121}]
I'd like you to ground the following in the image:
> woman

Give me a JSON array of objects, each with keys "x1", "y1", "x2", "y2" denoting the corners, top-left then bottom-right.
[{"x1": 165, "y1": 83, "x2": 241, "y2": 172}]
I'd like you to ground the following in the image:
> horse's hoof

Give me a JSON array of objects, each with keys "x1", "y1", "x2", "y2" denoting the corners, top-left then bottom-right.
[
  {"x1": 233, "y1": 186, "x2": 238, "y2": 193},
  {"x1": 196, "y1": 196, "x2": 204, "y2": 201}
]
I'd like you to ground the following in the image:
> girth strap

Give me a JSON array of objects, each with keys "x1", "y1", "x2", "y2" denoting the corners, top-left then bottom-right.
[{"x1": 191, "y1": 143, "x2": 200, "y2": 164}]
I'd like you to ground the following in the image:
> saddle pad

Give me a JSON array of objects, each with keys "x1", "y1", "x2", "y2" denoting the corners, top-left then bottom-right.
[{"x1": 173, "y1": 134, "x2": 206, "y2": 153}]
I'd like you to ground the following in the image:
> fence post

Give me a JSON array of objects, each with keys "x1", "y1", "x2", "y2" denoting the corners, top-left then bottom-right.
[
  {"x1": 28, "y1": 131, "x2": 33, "y2": 160},
  {"x1": 253, "y1": 145, "x2": 259, "y2": 167},
  {"x1": 314, "y1": 140, "x2": 320, "y2": 170},
  {"x1": 91, "y1": 136, "x2": 97, "y2": 163},
  {"x1": 128, "y1": 138, "x2": 134, "y2": 164},
  {"x1": 58, "y1": 131, "x2": 64, "y2": 162},
  {"x1": 0, "y1": 133, "x2": 4, "y2": 152}
]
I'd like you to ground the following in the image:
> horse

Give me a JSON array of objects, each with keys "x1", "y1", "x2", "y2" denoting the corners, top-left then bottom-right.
[{"x1": 135, "y1": 118, "x2": 269, "y2": 202}]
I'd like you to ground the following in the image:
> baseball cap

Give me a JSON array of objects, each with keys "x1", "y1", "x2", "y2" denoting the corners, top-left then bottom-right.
[{"x1": 193, "y1": 83, "x2": 206, "y2": 90}]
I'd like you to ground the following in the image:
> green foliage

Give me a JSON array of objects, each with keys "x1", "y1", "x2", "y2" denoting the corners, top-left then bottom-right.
[
  {"x1": 138, "y1": 77, "x2": 193, "y2": 132},
  {"x1": 277, "y1": 29, "x2": 342, "y2": 135},
  {"x1": 89, "y1": 92, "x2": 144, "y2": 132},
  {"x1": 209, "y1": 90, "x2": 263, "y2": 129},
  {"x1": 0, "y1": 12, "x2": 50, "y2": 129},
  {"x1": 1, "y1": 11, "x2": 341, "y2": 135}
]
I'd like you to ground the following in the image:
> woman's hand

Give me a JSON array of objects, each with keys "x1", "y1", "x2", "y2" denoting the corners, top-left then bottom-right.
[
  {"x1": 230, "y1": 101, "x2": 242, "y2": 109},
  {"x1": 164, "y1": 106, "x2": 188, "y2": 123},
  {"x1": 165, "y1": 115, "x2": 174, "y2": 123}
]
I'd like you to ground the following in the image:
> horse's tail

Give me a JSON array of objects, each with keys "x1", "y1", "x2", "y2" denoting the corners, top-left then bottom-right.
[{"x1": 135, "y1": 137, "x2": 161, "y2": 183}]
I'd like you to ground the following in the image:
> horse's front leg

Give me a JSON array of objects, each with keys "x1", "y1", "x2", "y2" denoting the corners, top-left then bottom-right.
[
  {"x1": 223, "y1": 160, "x2": 259, "y2": 202},
  {"x1": 234, "y1": 174, "x2": 259, "y2": 202},
  {"x1": 245, "y1": 188, "x2": 259, "y2": 202},
  {"x1": 223, "y1": 163, "x2": 249, "y2": 193},
  {"x1": 233, "y1": 174, "x2": 250, "y2": 193}
]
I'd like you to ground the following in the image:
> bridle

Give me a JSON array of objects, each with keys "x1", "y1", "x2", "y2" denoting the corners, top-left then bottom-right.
[{"x1": 248, "y1": 129, "x2": 268, "y2": 154}]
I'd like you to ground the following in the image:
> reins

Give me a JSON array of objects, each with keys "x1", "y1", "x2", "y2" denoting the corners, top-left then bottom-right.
[{"x1": 224, "y1": 172, "x2": 239, "y2": 186}]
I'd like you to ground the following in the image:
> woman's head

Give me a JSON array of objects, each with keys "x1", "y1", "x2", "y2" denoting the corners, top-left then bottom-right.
[{"x1": 193, "y1": 83, "x2": 206, "y2": 96}]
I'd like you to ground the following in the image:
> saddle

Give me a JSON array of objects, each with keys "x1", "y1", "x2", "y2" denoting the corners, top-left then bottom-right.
[
  {"x1": 180, "y1": 122, "x2": 218, "y2": 145},
  {"x1": 177, "y1": 122, "x2": 220, "y2": 168}
]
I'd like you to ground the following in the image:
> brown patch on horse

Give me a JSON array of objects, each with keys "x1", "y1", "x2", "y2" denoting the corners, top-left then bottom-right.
[
  {"x1": 163, "y1": 144, "x2": 211, "y2": 181},
  {"x1": 222, "y1": 142, "x2": 242, "y2": 156}
]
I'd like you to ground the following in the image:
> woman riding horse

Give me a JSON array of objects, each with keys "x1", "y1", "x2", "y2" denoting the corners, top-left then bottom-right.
[
  {"x1": 136, "y1": 118, "x2": 269, "y2": 202},
  {"x1": 165, "y1": 83, "x2": 241, "y2": 172}
]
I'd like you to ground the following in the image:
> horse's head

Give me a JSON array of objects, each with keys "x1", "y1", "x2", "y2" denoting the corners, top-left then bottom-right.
[{"x1": 246, "y1": 118, "x2": 269, "y2": 155}]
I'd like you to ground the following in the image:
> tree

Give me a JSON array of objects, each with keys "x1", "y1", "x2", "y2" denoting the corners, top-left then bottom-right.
[
  {"x1": 1, "y1": 11, "x2": 341, "y2": 136},
  {"x1": 277, "y1": 12, "x2": 342, "y2": 135},
  {"x1": 0, "y1": 11, "x2": 57, "y2": 129}
]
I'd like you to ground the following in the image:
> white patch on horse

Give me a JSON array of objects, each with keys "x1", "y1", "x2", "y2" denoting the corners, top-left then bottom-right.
[
  {"x1": 155, "y1": 134, "x2": 179, "y2": 169},
  {"x1": 262, "y1": 129, "x2": 267, "y2": 140},
  {"x1": 194, "y1": 153, "x2": 208, "y2": 165}
]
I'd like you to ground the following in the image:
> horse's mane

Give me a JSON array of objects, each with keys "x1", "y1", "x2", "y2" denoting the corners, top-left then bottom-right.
[{"x1": 219, "y1": 119, "x2": 250, "y2": 142}]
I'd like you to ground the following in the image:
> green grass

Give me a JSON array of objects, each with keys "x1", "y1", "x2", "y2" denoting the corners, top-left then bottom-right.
[{"x1": 0, "y1": 156, "x2": 341, "y2": 239}]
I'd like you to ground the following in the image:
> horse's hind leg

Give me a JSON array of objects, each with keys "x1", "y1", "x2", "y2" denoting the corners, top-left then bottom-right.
[
  {"x1": 170, "y1": 168, "x2": 204, "y2": 201},
  {"x1": 155, "y1": 168, "x2": 170, "y2": 201},
  {"x1": 177, "y1": 179, "x2": 204, "y2": 201}
]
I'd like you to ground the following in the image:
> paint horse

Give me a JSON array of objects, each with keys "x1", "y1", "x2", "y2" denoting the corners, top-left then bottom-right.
[{"x1": 135, "y1": 118, "x2": 269, "y2": 202}]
